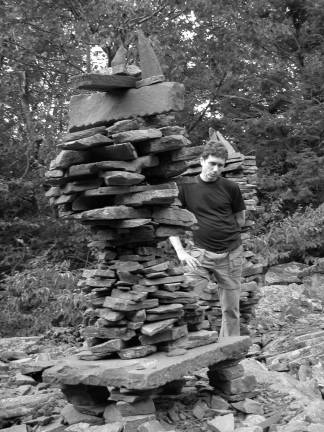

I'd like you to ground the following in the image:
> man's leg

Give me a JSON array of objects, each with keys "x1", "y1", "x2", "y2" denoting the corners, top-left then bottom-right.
[
  {"x1": 184, "y1": 247, "x2": 212, "y2": 300},
  {"x1": 217, "y1": 286, "x2": 240, "y2": 339},
  {"x1": 205, "y1": 246, "x2": 243, "y2": 339}
]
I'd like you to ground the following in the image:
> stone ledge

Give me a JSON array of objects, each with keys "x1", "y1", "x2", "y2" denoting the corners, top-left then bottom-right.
[
  {"x1": 68, "y1": 82, "x2": 184, "y2": 131},
  {"x1": 43, "y1": 336, "x2": 251, "y2": 390}
]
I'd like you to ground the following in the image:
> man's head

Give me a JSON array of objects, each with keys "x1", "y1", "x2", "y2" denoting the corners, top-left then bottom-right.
[{"x1": 200, "y1": 141, "x2": 228, "y2": 182}]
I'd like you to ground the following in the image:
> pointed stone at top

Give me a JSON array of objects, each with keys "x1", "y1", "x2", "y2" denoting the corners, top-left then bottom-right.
[
  {"x1": 111, "y1": 43, "x2": 128, "y2": 75},
  {"x1": 136, "y1": 29, "x2": 165, "y2": 88},
  {"x1": 111, "y1": 43, "x2": 127, "y2": 68},
  {"x1": 208, "y1": 128, "x2": 236, "y2": 156}
]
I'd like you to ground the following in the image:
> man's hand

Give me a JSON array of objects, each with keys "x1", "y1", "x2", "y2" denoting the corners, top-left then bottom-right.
[
  {"x1": 169, "y1": 236, "x2": 200, "y2": 270},
  {"x1": 177, "y1": 250, "x2": 200, "y2": 270}
]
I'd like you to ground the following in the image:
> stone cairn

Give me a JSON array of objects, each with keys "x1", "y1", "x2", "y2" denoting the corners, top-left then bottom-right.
[
  {"x1": 45, "y1": 32, "x2": 262, "y2": 360},
  {"x1": 44, "y1": 32, "x2": 260, "y2": 427}
]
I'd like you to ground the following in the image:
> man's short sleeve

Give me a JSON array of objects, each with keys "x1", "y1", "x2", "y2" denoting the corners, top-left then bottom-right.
[{"x1": 231, "y1": 184, "x2": 246, "y2": 213}]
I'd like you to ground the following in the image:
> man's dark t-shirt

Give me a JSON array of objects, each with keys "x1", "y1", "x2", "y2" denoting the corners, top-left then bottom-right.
[{"x1": 178, "y1": 176, "x2": 246, "y2": 253}]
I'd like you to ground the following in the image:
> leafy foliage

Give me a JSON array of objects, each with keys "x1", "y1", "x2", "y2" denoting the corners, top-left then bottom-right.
[
  {"x1": 249, "y1": 203, "x2": 324, "y2": 265},
  {"x1": 0, "y1": 259, "x2": 87, "y2": 337}
]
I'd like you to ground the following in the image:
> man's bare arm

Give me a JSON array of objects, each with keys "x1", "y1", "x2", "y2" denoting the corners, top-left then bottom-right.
[
  {"x1": 169, "y1": 236, "x2": 200, "y2": 270},
  {"x1": 234, "y1": 210, "x2": 246, "y2": 228}
]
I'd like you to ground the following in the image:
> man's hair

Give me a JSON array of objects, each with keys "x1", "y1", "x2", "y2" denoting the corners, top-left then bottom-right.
[{"x1": 201, "y1": 141, "x2": 229, "y2": 161}]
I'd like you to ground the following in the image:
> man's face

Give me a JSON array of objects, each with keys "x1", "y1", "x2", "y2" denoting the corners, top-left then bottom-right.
[{"x1": 200, "y1": 155, "x2": 226, "y2": 182}]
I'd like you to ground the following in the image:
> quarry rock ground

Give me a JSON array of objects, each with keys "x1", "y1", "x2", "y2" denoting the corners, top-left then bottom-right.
[{"x1": 1, "y1": 262, "x2": 324, "y2": 432}]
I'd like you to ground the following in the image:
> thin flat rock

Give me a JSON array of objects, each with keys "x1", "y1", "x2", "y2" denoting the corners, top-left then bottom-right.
[
  {"x1": 136, "y1": 135, "x2": 189, "y2": 155},
  {"x1": 68, "y1": 82, "x2": 184, "y2": 131},
  {"x1": 50, "y1": 150, "x2": 88, "y2": 170},
  {"x1": 112, "y1": 129, "x2": 162, "y2": 144},
  {"x1": 144, "y1": 160, "x2": 188, "y2": 179},
  {"x1": 43, "y1": 337, "x2": 251, "y2": 390},
  {"x1": 100, "y1": 171, "x2": 145, "y2": 186},
  {"x1": 63, "y1": 179, "x2": 102, "y2": 194},
  {"x1": 59, "y1": 126, "x2": 107, "y2": 143},
  {"x1": 115, "y1": 188, "x2": 178, "y2": 207},
  {"x1": 91, "y1": 143, "x2": 138, "y2": 161},
  {"x1": 58, "y1": 134, "x2": 113, "y2": 150},
  {"x1": 171, "y1": 145, "x2": 203, "y2": 162},
  {"x1": 141, "y1": 319, "x2": 177, "y2": 336},
  {"x1": 155, "y1": 225, "x2": 187, "y2": 238},
  {"x1": 107, "y1": 119, "x2": 140, "y2": 136},
  {"x1": 79, "y1": 205, "x2": 150, "y2": 221},
  {"x1": 70, "y1": 73, "x2": 138, "y2": 91},
  {"x1": 152, "y1": 207, "x2": 197, "y2": 227}
]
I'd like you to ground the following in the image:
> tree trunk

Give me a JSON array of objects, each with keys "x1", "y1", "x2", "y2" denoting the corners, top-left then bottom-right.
[{"x1": 17, "y1": 70, "x2": 39, "y2": 178}]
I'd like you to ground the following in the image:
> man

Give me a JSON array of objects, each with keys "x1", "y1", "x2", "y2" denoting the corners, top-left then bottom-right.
[{"x1": 169, "y1": 138, "x2": 246, "y2": 339}]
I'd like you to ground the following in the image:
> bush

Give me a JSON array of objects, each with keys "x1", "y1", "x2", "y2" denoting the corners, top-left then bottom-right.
[
  {"x1": 0, "y1": 258, "x2": 88, "y2": 337},
  {"x1": 248, "y1": 203, "x2": 324, "y2": 265}
]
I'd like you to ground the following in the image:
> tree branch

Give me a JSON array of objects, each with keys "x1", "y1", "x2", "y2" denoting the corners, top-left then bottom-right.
[{"x1": 187, "y1": 71, "x2": 228, "y2": 133}]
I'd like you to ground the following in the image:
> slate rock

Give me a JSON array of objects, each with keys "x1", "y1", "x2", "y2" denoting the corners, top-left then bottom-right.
[
  {"x1": 161, "y1": 330, "x2": 218, "y2": 351},
  {"x1": 241, "y1": 414, "x2": 267, "y2": 428},
  {"x1": 66, "y1": 424, "x2": 124, "y2": 432},
  {"x1": 307, "y1": 424, "x2": 324, "y2": 432},
  {"x1": 137, "y1": 419, "x2": 166, "y2": 432},
  {"x1": 0, "y1": 350, "x2": 28, "y2": 362},
  {"x1": 61, "y1": 384, "x2": 109, "y2": 406},
  {"x1": 0, "y1": 426, "x2": 28, "y2": 432},
  {"x1": 68, "y1": 82, "x2": 184, "y2": 131},
  {"x1": 59, "y1": 126, "x2": 107, "y2": 143},
  {"x1": 137, "y1": 135, "x2": 188, "y2": 155},
  {"x1": 207, "y1": 413, "x2": 234, "y2": 432},
  {"x1": 107, "y1": 119, "x2": 139, "y2": 135},
  {"x1": 215, "y1": 375, "x2": 257, "y2": 395},
  {"x1": 103, "y1": 404, "x2": 123, "y2": 423},
  {"x1": 231, "y1": 398, "x2": 264, "y2": 415},
  {"x1": 14, "y1": 373, "x2": 37, "y2": 386},
  {"x1": 210, "y1": 395, "x2": 229, "y2": 410},
  {"x1": 61, "y1": 404, "x2": 104, "y2": 425},
  {"x1": 192, "y1": 400, "x2": 208, "y2": 419},
  {"x1": 0, "y1": 394, "x2": 50, "y2": 420},
  {"x1": 123, "y1": 414, "x2": 156, "y2": 432},
  {"x1": 141, "y1": 319, "x2": 177, "y2": 336},
  {"x1": 79, "y1": 205, "x2": 149, "y2": 221},
  {"x1": 91, "y1": 142, "x2": 137, "y2": 161},
  {"x1": 15, "y1": 384, "x2": 32, "y2": 395},
  {"x1": 101, "y1": 171, "x2": 145, "y2": 186},
  {"x1": 112, "y1": 129, "x2": 162, "y2": 144},
  {"x1": 234, "y1": 428, "x2": 262, "y2": 432},
  {"x1": 0, "y1": 361, "x2": 9, "y2": 372},
  {"x1": 303, "y1": 399, "x2": 324, "y2": 423},
  {"x1": 210, "y1": 364, "x2": 244, "y2": 381},
  {"x1": 118, "y1": 345, "x2": 157, "y2": 360},
  {"x1": 139, "y1": 324, "x2": 188, "y2": 345},
  {"x1": 70, "y1": 73, "x2": 138, "y2": 91},
  {"x1": 265, "y1": 262, "x2": 308, "y2": 285},
  {"x1": 116, "y1": 397, "x2": 155, "y2": 416},
  {"x1": 43, "y1": 337, "x2": 251, "y2": 390},
  {"x1": 50, "y1": 150, "x2": 87, "y2": 170},
  {"x1": 59, "y1": 134, "x2": 112, "y2": 150},
  {"x1": 166, "y1": 348, "x2": 187, "y2": 357},
  {"x1": 303, "y1": 273, "x2": 324, "y2": 301},
  {"x1": 90, "y1": 339, "x2": 124, "y2": 354}
]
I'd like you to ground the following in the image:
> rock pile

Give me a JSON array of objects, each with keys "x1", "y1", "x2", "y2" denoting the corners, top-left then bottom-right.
[{"x1": 45, "y1": 31, "x2": 262, "y2": 359}]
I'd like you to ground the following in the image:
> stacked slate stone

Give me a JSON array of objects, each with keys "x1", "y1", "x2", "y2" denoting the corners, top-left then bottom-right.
[
  {"x1": 208, "y1": 359, "x2": 258, "y2": 402},
  {"x1": 45, "y1": 32, "x2": 221, "y2": 360},
  {"x1": 174, "y1": 129, "x2": 262, "y2": 333}
]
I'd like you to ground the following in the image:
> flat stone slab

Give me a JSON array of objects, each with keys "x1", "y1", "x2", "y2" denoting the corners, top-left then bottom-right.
[
  {"x1": 68, "y1": 82, "x2": 184, "y2": 131},
  {"x1": 43, "y1": 336, "x2": 251, "y2": 390}
]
